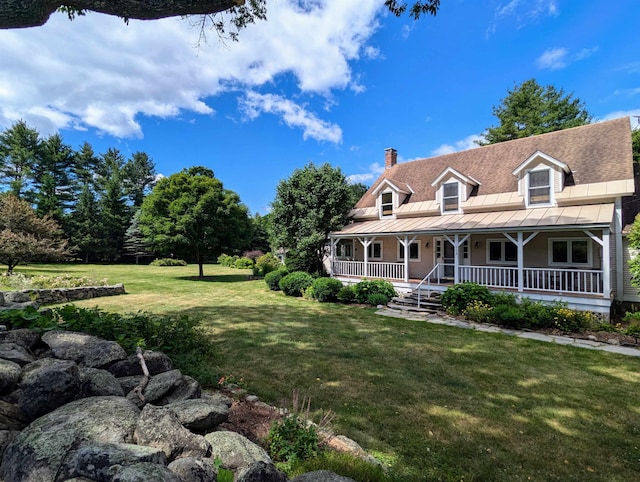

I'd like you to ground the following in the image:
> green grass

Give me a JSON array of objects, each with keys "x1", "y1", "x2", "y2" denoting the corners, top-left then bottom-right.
[{"x1": 12, "y1": 263, "x2": 640, "y2": 481}]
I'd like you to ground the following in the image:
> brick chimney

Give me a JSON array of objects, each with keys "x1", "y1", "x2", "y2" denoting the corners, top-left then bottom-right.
[{"x1": 385, "y1": 148, "x2": 397, "y2": 169}]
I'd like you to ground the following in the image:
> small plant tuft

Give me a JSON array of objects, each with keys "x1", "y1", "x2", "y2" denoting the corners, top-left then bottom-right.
[{"x1": 267, "y1": 414, "x2": 319, "y2": 471}]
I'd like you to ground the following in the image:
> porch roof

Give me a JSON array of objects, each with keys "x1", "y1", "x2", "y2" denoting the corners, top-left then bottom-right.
[{"x1": 331, "y1": 203, "x2": 615, "y2": 237}]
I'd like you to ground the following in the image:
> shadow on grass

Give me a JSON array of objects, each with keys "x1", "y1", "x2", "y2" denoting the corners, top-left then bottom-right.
[{"x1": 176, "y1": 275, "x2": 252, "y2": 283}]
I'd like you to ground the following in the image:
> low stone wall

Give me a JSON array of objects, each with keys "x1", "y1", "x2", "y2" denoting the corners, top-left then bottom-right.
[{"x1": 0, "y1": 284, "x2": 126, "y2": 308}]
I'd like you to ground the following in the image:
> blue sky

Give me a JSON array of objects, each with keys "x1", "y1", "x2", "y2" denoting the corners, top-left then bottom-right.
[{"x1": 1, "y1": 0, "x2": 639, "y2": 214}]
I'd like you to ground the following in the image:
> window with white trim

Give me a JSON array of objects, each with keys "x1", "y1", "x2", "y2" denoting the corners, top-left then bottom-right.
[
  {"x1": 336, "y1": 241, "x2": 353, "y2": 259},
  {"x1": 549, "y1": 238, "x2": 591, "y2": 266},
  {"x1": 528, "y1": 169, "x2": 551, "y2": 205},
  {"x1": 367, "y1": 241, "x2": 383, "y2": 260},
  {"x1": 442, "y1": 182, "x2": 459, "y2": 213},
  {"x1": 398, "y1": 241, "x2": 420, "y2": 262},
  {"x1": 487, "y1": 239, "x2": 517, "y2": 264},
  {"x1": 380, "y1": 192, "x2": 393, "y2": 217}
]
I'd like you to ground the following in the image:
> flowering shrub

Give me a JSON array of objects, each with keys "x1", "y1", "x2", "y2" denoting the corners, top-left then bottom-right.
[
  {"x1": 462, "y1": 300, "x2": 494, "y2": 323},
  {"x1": 441, "y1": 283, "x2": 493, "y2": 315}
]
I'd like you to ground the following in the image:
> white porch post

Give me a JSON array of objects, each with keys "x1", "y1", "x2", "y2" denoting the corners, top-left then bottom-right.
[
  {"x1": 396, "y1": 235, "x2": 417, "y2": 282},
  {"x1": 603, "y1": 230, "x2": 611, "y2": 298},
  {"x1": 329, "y1": 238, "x2": 339, "y2": 276},
  {"x1": 504, "y1": 232, "x2": 538, "y2": 292},
  {"x1": 584, "y1": 229, "x2": 610, "y2": 298},
  {"x1": 615, "y1": 198, "x2": 624, "y2": 300},
  {"x1": 359, "y1": 237, "x2": 374, "y2": 278},
  {"x1": 444, "y1": 234, "x2": 470, "y2": 285}
]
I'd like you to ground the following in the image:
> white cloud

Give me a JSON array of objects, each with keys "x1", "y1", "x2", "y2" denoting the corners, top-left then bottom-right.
[
  {"x1": 347, "y1": 162, "x2": 385, "y2": 184},
  {"x1": 536, "y1": 47, "x2": 568, "y2": 70},
  {"x1": 0, "y1": 0, "x2": 383, "y2": 139},
  {"x1": 489, "y1": 0, "x2": 559, "y2": 37},
  {"x1": 576, "y1": 46, "x2": 599, "y2": 60},
  {"x1": 239, "y1": 91, "x2": 342, "y2": 143},
  {"x1": 600, "y1": 110, "x2": 640, "y2": 126},
  {"x1": 431, "y1": 134, "x2": 484, "y2": 156}
]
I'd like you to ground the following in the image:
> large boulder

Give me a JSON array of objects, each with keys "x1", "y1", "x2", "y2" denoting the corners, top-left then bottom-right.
[
  {"x1": 0, "y1": 400, "x2": 26, "y2": 431},
  {"x1": 167, "y1": 457, "x2": 217, "y2": 482},
  {"x1": 19, "y1": 358, "x2": 81, "y2": 420},
  {"x1": 127, "y1": 369, "x2": 200, "y2": 408},
  {"x1": 79, "y1": 367, "x2": 125, "y2": 397},
  {"x1": 1, "y1": 396, "x2": 141, "y2": 482},
  {"x1": 0, "y1": 329, "x2": 41, "y2": 350},
  {"x1": 108, "y1": 350, "x2": 174, "y2": 377},
  {"x1": 166, "y1": 395, "x2": 231, "y2": 432},
  {"x1": 237, "y1": 461, "x2": 288, "y2": 482},
  {"x1": 41, "y1": 331, "x2": 127, "y2": 368},
  {"x1": 111, "y1": 462, "x2": 184, "y2": 482},
  {"x1": 0, "y1": 342, "x2": 36, "y2": 366},
  {"x1": 205, "y1": 431, "x2": 271, "y2": 472},
  {"x1": 133, "y1": 404, "x2": 211, "y2": 462},
  {"x1": 72, "y1": 442, "x2": 167, "y2": 482},
  {"x1": 0, "y1": 358, "x2": 21, "y2": 393}
]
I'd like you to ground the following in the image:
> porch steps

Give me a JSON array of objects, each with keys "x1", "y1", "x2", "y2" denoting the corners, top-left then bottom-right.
[{"x1": 387, "y1": 290, "x2": 443, "y2": 314}]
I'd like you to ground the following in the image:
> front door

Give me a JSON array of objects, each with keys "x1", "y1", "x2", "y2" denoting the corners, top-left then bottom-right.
[{"x1": 435, "y1": 237, "x2": 469, "y2": 279}]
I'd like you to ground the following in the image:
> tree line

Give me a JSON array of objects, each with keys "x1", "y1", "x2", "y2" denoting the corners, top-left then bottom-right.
[{"x1": 0, "y1": 120, "x2": 270, "y2": 269}]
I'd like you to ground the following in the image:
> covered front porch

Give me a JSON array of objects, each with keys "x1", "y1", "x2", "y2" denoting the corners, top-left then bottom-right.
[{"x1": 328, "y1": 204, "x2": 623, "y2": 317}]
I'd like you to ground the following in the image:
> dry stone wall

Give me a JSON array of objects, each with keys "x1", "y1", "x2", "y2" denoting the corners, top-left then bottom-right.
[{"x1": 0, "y1": 284, "x2": 126, "y2": 310}]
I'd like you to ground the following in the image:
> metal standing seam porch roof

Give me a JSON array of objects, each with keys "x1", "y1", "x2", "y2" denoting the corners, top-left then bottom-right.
[{"x1": 330, "y1": 203, "x2": 615, "y2": 238}]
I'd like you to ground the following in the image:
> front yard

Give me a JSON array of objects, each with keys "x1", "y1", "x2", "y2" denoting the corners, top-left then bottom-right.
[{"x1": 12, "y1": 263, "x2": 640, "y2": 481}]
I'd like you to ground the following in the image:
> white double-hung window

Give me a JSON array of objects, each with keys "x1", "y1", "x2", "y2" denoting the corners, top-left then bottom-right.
[{"x1": 528, "y1": 169, "x2": 551, "y2": 205}]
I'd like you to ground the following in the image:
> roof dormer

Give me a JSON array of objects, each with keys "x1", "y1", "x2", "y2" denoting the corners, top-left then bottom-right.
[
  {"x1": 512, "y1": 151, "x2": 571, "y2": 208},
  {"x1": 371, "y1": 178, "x2": 413, "y2": 219},
  {"x1": 431, "y1": 167, "x2": 480, "y2": 215}
]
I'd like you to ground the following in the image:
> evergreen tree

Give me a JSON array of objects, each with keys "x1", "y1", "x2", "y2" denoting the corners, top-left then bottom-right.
[
  {"x1": 123, "y1": 211, "x2": 152, "y2": 264},
  {"x1": 67, "y1": 183, "x2": 100, "y2": 263},
  {"x1": 0, "y1": 120, "x2": 41, "y2": 199},
  {"x1": 480, "y1": 79, "x2": 592, "y2": 145},
  {"x1": 33, "y1": 133, "x2": 75, "y2": 221},
  {"x1": 123, "y1": 151, "x2": 157, "y2": 207}
]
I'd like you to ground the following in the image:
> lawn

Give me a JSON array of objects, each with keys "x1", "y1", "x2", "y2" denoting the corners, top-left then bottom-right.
[{"x1": 13, "y1": 263, "x2": 640, "y2": 481}]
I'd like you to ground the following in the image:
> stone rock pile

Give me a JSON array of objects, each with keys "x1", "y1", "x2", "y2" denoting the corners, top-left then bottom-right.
[
  {"x1": 0, "y1": 284, "x2": 126, "y2": 312},
  {"x1": 0, "y1": 328, "x2": 355, "y2": 482}
]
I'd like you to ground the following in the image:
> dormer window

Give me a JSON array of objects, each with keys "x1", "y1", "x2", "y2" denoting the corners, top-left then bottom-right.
[
  {"x1": 528, "y1": 169, "x2": 551, "y2": 205},
  {"x1": 381, "y1": 192, "x2": 393, "y2": 217},
  {"x1": 512, "y1": 151, "x2": 570, "y2": 209},
  {"x1": 442, "y1": 182, "x2": 459, "y2": 212}
]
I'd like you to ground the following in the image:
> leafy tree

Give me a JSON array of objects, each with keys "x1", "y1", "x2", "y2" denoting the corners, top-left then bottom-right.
[
  {"x1": 632, "y1": 127, "x2": 640, "y2": 164},
  {"x1": 0, "y1": 120, "x2": 41, "y2": 199},
  {"x1": 248, "y1": 212, "x2": 272, "y2": 253},
  {"x1": 270, "y1": 162, "x2": 352, "y2": 274},
  {"x1": 138, "y1": 166, "x2": 251, "y2": 278},
  {"x1": 480, "y1": 79, "x2": 592, "y2": 145},
  {"x1": 0, "y1": 193, "x2": 70, "y2": 274},
  {"x1": 348, "y1": 182, "x2": 369, "y2": 206},
  {"x1": 1, "y1": 0, "x2": 440, "y2": 30}
]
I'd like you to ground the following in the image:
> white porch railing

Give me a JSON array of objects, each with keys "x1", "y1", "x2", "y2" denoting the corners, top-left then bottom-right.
[
  {"x1": 459, "y1": 265, "x2": 604, "y2": 295},
  {"x1": 523, "y1": 267, "x2": 603, "y2": 294},
  {"x1": 459, "y1": 265, "x2": 518, "y2": 289},
  {"x1": 332, "y1": 260, "x2": 404, "y2": 280},
  {"x1": 334, "y1": 261, "x2": 604, "y2": 296}
]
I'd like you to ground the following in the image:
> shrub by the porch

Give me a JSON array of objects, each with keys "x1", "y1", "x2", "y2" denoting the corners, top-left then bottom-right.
[
  {"x1": 311, "y1": 278, "x2": 344, "y2": 302},
  {"x1": 336, "y1": 285, "x2": 355, "y2": 303},
  {"x1": 265, "y1": 269, "x2": 289, "y2": 291},
  {"x1": 441, "y1": 282, "x2": 493, "y2": 315},
  {"x1": 352, "y1": 279, "x2": 396, "y2": 305},
  {"x1": 279, "y1": 271, "x2": 314, "y2": 297}
]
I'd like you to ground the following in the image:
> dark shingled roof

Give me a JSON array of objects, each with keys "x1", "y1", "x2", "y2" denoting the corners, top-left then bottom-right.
[{"x1": 355, "y1": 117, "x2": 633, "y2": 209}]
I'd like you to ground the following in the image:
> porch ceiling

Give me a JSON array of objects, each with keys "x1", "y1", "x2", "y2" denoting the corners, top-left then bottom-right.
[{"x1": 332, "y1": 203, "x2": 615, "y2": 237}]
